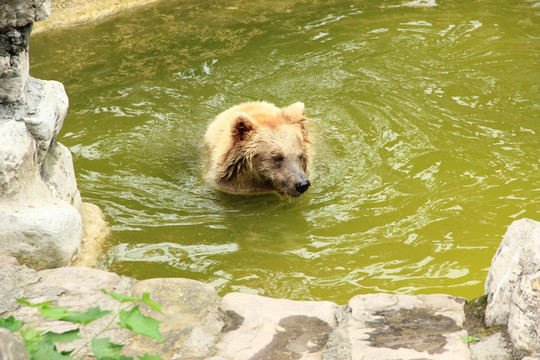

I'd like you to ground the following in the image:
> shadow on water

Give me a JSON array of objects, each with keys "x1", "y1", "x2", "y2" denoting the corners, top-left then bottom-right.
[{"x1": 29, "y1": 0, "x2": 540, "y2": 303}]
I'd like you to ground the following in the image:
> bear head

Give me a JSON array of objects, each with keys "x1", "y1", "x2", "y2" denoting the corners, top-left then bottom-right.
[{"x1": 221, "y1": 102, "x2": 312, "y2": 198}]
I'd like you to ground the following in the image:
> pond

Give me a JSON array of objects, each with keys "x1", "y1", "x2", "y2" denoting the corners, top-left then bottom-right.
[{"x1": 30, "y1": 0, "x2": 539, "y2": 304}]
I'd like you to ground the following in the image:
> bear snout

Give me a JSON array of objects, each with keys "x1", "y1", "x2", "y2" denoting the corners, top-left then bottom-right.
[{"x1": 295, "y1": 179, "x2": 311, "y2": 194}]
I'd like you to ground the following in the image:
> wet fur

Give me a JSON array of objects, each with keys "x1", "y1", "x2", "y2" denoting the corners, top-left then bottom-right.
[{"x1": 203, "y1": 101, "x2": 311, "y2": 197}]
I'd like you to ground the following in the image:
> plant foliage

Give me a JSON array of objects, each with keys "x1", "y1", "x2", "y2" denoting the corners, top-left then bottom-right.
[{"x1": 1, "y1": 290, "x2": 164, "y2": 360}]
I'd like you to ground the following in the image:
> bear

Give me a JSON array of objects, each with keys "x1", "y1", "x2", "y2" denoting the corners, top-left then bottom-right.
[{"x1": 203, "y1": 101, "x2": 312, "y2": 197}]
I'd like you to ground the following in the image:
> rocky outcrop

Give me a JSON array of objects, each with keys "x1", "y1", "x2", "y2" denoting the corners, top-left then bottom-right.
[
  {"x1": 0, "y1": 257, "x2": 471, "y2": 360},
  {"x1": 0, "y1": 0, "x2": 107, "y2": 269},
  {"x1": 485, "y1": 218, "x2": 540, "y2": 354}
]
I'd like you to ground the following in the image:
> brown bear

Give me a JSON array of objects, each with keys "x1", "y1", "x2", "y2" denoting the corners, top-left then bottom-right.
[{"x1": 203, "y1": 101, "x2": 312, "y2": 197}]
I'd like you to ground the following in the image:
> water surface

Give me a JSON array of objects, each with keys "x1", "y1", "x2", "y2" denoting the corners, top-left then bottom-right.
[{"x1": 30, "y1": 0, "x2": 539, "y2": 303}]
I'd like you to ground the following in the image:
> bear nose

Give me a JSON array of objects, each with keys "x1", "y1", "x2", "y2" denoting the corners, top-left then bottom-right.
[{"x1": 295, "y1": 180, "x2": 311, "y2": 194}]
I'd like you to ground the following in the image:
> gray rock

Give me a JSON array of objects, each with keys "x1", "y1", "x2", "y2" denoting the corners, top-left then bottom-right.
[
  {"x1": 0, "y1": 204, "x2": 82, "y2": 270},
  {"x1": 0, "y1": 262, "x2": 482, "y2": 360},
  {"x1": 322, "y1": 306, "x2": 352, "y2": 360},
  {"x1": 485, "y1": 218, "x2": 540, "y2": 327},
  {"x1": 0, "y1": 0, "x2": 51, "y2": 29},
  {"x1": 3, "y1": 266, "x2": 135, "y2": 358},
  {"x1": 0, "y1": 264, "x2": 40, "y2": 314},
  {"x1": 0, "y1": 24, "x2": 30, "y2": 104},
  {"x1": 469, "y1": 332, "x2": 512, "y2": 360},
  {"x1": 345, "y1": 293, "x2": 470, "y2": 360},
  {"x1": 0, "y1": 0, "x2": 104, "y2": 270},
  {"x1": 41, "y1": 141, "x2": 80, "y2": 207},
  {"x1": 216, "y1": 292, "x2": 339, "y2": 360},
  {"x1": 0, "y1": 328, "x2": 28, "y2": 360},
  {"x1": 123, "y1": 278, "x2": 224, "y2": 359},
  {"x1": 0, "y1": 80, "x2": 84, "y2": 270},
  {"x1": 18, "y1": 77, "x2": 69, "y2": 164},
  {"x1": 0, "y1": 120, "x2": 36, "y2": 197},
  {"x1": 507, "y1": 271, "x2": 540, "y2": 353}
]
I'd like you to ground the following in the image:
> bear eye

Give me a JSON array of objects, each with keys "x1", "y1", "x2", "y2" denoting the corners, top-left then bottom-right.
[{"x1": 272, "y1": 154, "x2": 284, "y2": 162}]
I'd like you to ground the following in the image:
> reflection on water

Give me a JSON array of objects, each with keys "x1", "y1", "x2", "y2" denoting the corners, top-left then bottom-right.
[{"x1": 30, "y1": 0, "x2": 539, "y2": 303}]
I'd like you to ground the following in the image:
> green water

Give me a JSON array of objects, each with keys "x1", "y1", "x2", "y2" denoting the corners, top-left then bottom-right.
[{"x1": 30, "y1": 0, "x2": 539, "y2": 303}]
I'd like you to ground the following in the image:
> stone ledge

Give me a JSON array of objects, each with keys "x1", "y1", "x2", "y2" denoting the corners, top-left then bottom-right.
[{"x1": 0, "y1": 260, "x2": 473, "y2": 360}]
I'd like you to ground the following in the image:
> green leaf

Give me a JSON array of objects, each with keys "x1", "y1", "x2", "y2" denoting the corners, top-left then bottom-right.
[
  {"x1": 43, "y1": 329, "x2": 81, "y2": 343},
  {"x1": 118, "y1": 306, "x2": 162, "y2": 342},
  {"x1": 138, "y1": 354, "x2": 164, "y2": 360},
  {"x1": 40, "y1": 306, "x2": 111, "y2": 325},
  {"x1": 141, "y1": 292, "x2": 162, "y2": 313},
  {"x1": 101, "y1": 289, "x2": 139, "y2": 303},
  {"x1": 26, "y1": 341, "x2": 76, "y2": 360},
  {"x1": 459, "y1": 334, "x2": 481, "y2": 344},
  {"x1": 91, "y1": 337, "x2": 126, "y2": 359},
  {"x1": 16, "y1": 298, "x2": 52, "y2": 308},
  {"x1": 20, "y1": 327, "x2": 45, "y2": 343},
  {"x1": 0, "y1": 315, "x2": 24, "y2": 332}
]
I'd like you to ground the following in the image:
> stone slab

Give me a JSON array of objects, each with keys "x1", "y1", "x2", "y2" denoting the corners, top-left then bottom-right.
[
  {"x1": 346, "y1": 293, "x2": 470, "y2": 360},
  {"x1": 216, "y1": 292, "x2": 339, "y2": 360}
]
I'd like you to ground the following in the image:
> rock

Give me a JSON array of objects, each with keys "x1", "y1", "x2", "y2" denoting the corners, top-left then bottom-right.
[
  {"x1": 123, "y1": 278, "x2": 224, "y2": 359},
  {"x1": 0, "y1": 120, "x2": 36, "y2": 197},
  {"x1": 41, "y1": 142, "x2": 80, "y2": 207},
  {"x1": 322, "y1": 306, "x2": 352, "y2": 360},
  {"x1": 0, "y1": 328, "x2": 28, "y2": 360},
  {"x1": 0, "y1": 0, "x2": 107, "y2": 269},
  {"x1": 507, "y1": 271, "x2": 540, "y2": 353},
  {"x1": 344, "y1": 293, "x2": 469, "y2": 360},
  {"x1": 0, "y1": 264, "x2": 40, "y2": 314},
  {"x1": 469, "y1": 332, "x2": 513, "y2": 360},
  {"x1": 0, "y1": 204, "x2": 82, "y2": 270},
  {"x1": 18, "y1": 77, "x2": 69, "y2": 164},
  {"x1": 0, "y1": 262, "x2": 479, "y2": 360},
  {"x1": 0, "y1": 0, "x2": 51, "y2": 105},
  {"x1": 0, "y1": 0, "x2": 51, "y2": 29},
  {"x1": 70, "y1": 202, "x2": 108, "y2": 267},
  {"x1": 2, "y1": 266, "x2": 135, "y2": 358},
  {"x1": 0, "y1": 254, "x2": 20, "y2": 266},
  {"x1": 0, "y1": 22, "x2": 31, "y2": 104},
  {"x1": 1, "y1": 265, "x2": 226, "y2": 359},
  {"x1": 216, "y1": 292, "x2": 339, "y2": 360},
  {"x1": 485, "y1": 218, "x2": 540, "y2": 326}
]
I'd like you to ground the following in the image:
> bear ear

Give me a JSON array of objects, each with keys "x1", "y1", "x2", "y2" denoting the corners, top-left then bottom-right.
[
  {"x1": 232, "y1": 112, "x2": 256, "y2": 145},
  {"x1": 281, "y1": 102, "x2": 305, "y2": 123},
  {"x1": 282, "y1": 102, "x2": 312, "y2": 144}
]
